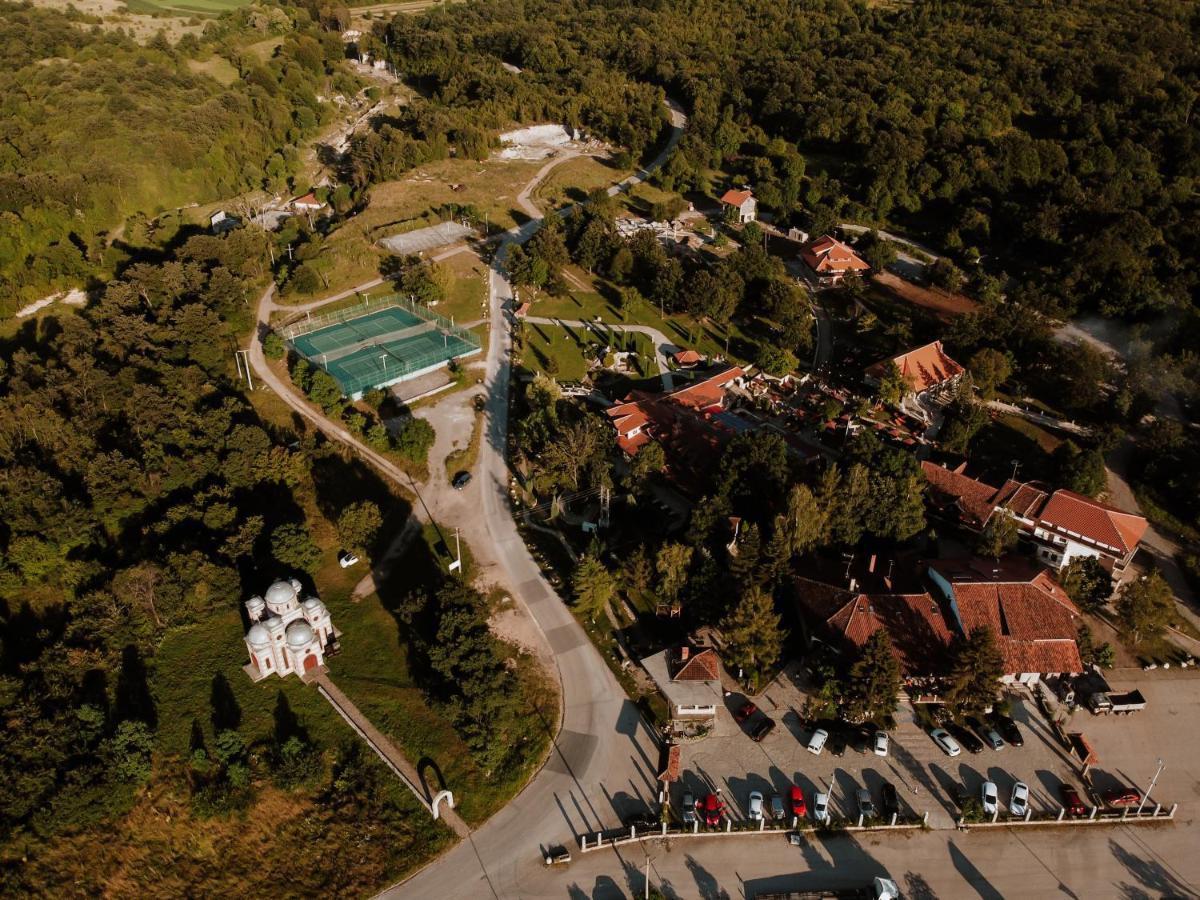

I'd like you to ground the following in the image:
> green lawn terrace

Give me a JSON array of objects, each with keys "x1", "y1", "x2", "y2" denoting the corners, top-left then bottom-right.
[{"x1": 285, "y1": 296, "x2": 480, "y2": 399}]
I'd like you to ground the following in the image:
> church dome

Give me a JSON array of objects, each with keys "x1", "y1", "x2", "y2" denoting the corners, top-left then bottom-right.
[
  {"x1": 302, "y1": 596, "x2": 327, "y2": 617},
  {"x1": 247, "y1": 623, "x2": 271, "y2": 647},
  {"x1": 285, "y1": 619, "x2": 315, "y2": 649},
  {"x1": 265, "y1": 580, "x2": 297, "y2": 608}
]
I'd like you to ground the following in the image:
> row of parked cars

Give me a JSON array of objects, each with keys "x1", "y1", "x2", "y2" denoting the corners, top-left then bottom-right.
[
  {"x1": 676, "y1": 779, "x2": 905, "y2": 830},
  {"x1": 975, "y1": 780, "x2": 1142, "y2": 818},
  {"x1": 926, "y1": 713, "x2": 1023, "y2": 757}
]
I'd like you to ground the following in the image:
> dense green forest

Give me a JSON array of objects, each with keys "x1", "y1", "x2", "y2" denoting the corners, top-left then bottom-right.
[
  {"x1": 382, "y1": 0, "x2": 1200, "y2": 325},
  {"x1": 0, "y1": 1, "x2": 353, "y2": 315}
]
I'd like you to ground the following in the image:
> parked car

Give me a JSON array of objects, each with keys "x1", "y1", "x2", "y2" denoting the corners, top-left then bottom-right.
[
  {"x1": 856, "y1": 788, "x2": 876, "y2": 819},
  {"x1": 748, "y1": 791, "x2": 765, "y2": 822},
  {"x1": 967, "y1": 717, "x2": 1004, "y2": 750},
  {"x1": 1010, "y1": 782, "x2": 1030, "y2": 817},
  {"x1": 1101, "y1": 787, "x2": 1143, "y2": 808},
  {"x1": 735, "y1": 701, "x2": 758, "y2": 723},
  {"x1": 813, "y1": 792, "x2": 830, "y2": 825},
  {"x1": 681, "y1": 791, "x2": 697, "y2": 825},
  {"x1": 946, "y1": 722, "x2": 984, "y2": 754},
  {"x1": 790, "y1": 785, "x2": 807, "y2": 818},
  {"x1": 751, "y1": 717, "x2": 777, "y2": 742},
  {"x1": 881, "y1": 782, "x2": 900, "y2": 818},
  {"x1": 337, "y1": 551, "x2": 360, "y2": 568},
  {"x1": 929, "y1": 728, "x2": 962, "y2": 757},
  {"x1": 827, "y1": 727, "x2": 849, "y2": 757},
  {"x1": 989, "y1": 713, "x2": 1024, "y2": 747},
  {"x1": 1060, "y1": 785, "x2": 1087, "y2": 817},
  {"x1": 451, "y1": 470, "x2": 472, "y2": 490},
  {"x1": 807, "y1": 728, "x2": 830, "y2": 755},
  {"x1": 981, "y1": 781, "x2": 999, "y2": 816},
  {"x1": 702, "y1": 793, "x2": 722, "y2": 826},
  {"x1": 771, "y1": 793, "x2": 785, "y2": 821},
  {"x1": 873, "y1": 731, "x2": 890, "y2": 757}
]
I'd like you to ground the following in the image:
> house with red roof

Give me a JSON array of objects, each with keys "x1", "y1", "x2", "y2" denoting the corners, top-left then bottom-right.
[
  {"x1": 291, "y1": 192, "x2": 327, "y2": 212},
  {"x1": 800, "y1": 234, "x2": 871, "y2": 286},
  {"x1": 921, "y1": 461, "x2": 1147, "y2": 576},
  {"x1": 605, "y1": 366, "x2": 746, "y2": 489},
  {"x1": 673, "y1": 349, "x2": 704, "y2": 367},
  {"x1": 719, "y1": 188, "x2": 757, "y2": 224},
  {"x1": 865, "y1": 340, "x2": 966, "y2": 403},
  {"x1": 796, "y1": 557, "x2": 1085, "y2": 684},
  {"x1": 927, "y1": 558, "x2": 1084, "y2": 683},
  {"x1": 640, "y1": 646, "x2": 724, "y2": 723}
]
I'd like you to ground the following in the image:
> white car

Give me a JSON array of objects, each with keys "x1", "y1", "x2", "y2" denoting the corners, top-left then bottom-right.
[
  {"x1": 929, "y1": 728, "x2": 962, "y2": 757},
  {"x1": 813, "y1": 792, "x2": 830, "y2": 824},
  {"x1": 338, "y1": 551, "x2": 360, "y2": 568},
  {"x1": 807, "y1": 728, "x2": 829, "y2": 755},
  {"x1": 1010, "y1": 782, "x2": 1030, "y2": 817},
  {"x1": 747, "y1": 791, "x2": 764, "y2": 822},
  {"x1": 873, "y1": 731, "x2": 890, "y2": 757},
  {"x1": 981, "y1": 781, "x2": 999, "y2": 816}
]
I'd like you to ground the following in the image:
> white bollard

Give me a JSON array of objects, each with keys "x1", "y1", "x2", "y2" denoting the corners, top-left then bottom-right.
[
  {"x1": 1090, "y1": 807, "x2": 1097, "y2": 820},
  {"x1": 581, "y1": 835, "x2": 588, "y2": 852},
  {"x1": 693, "y1": 819, "x2": 699, "y2": 834},
  {"x1": 1025, "y1": 808, "x2": 1032, "y2": 822},
  {"x1": 1058, "y1": 809, "x2": 1065, "y2": 821},
  {"x1": 630, "y1": 826, "x2": 636, "y2": 839},
  {"x1": 890, "y1": 813, "x2": 897, "y2": 826},
  {"x1": 992, "y1": 808, "x2": 999, "y2": 823},
  {"x1": 857, "y1": 814, "x2": 863, "y2": 827},
  {"x1": 662, "y1": 822, "x2": 668, "y2": 836},
  {"x1": 759, "y1": 819, "x2": 765, "y2": 832},
  {"x1": 725, "y1": 819, "x2": 732, "y2": 833}
]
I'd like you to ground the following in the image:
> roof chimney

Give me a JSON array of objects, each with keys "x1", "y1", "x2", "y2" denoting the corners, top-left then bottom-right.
[
  {"x1": 848, "y1": 578, "x2": 858, "y2": 592},
  {"x1": 679, "y1": 647, "x2": 689, "y2": 661},
  {"x1": 868, "y1": 554, "x2": 877, "y2": 574}
]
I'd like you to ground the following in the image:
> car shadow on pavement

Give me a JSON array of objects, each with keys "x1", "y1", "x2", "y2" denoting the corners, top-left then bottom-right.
[
  {"x1": 1035, "y1": 768, "x2": 1065, "y2": 807},
  {"x1": 928, "y1": 764, "x2": 964, "y2": 814}
]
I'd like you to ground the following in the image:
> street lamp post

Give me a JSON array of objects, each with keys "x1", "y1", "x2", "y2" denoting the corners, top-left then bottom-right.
[{"x1": 1136, "y1": 758, "x2": 1165, "y2": 815}]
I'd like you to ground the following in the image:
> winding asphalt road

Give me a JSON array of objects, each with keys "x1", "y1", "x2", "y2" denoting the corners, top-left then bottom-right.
[{"x1": 385, "y1": 96, "x2": 686, "y2": 900}]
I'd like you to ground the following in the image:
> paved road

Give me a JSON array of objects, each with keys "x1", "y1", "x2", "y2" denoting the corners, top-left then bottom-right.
[{"x1": 385, "y1": 98, "x2": 686, "y2": 900}]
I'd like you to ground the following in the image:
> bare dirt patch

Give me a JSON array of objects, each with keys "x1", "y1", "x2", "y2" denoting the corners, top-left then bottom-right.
[
  {"x1": 873, "y1": 270, "x2": 978, "y2": 320},
  {"x1": 30, "y1": 0, "x2": 205, "y2": 42}
]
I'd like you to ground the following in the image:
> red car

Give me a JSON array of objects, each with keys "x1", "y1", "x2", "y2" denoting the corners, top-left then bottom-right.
[
  {"x1": 1101, "y1": 787, "x2": 1142, "y2": 808},
  {"x1": 735, "y1": 702, "x2": 758, "y2": 724},
  {"x1": 1060, "y1": 785, "x2": 1087, "y2": 816},
  {"x1": 789, "y1": 785, "x2": 807, "y2": 818},
  {"x1": 702, "y1": 793, "x2": 723, "y2": 826}
]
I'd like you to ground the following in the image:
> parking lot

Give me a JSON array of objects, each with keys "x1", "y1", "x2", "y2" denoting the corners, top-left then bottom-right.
[{"x1": 666, "y1": 662, "x2": 1093, "y2": 830}]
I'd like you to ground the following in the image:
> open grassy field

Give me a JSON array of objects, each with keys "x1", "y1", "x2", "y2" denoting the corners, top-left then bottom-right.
[
  {"x1": 186, "y1": 54, "x2": 240, "y2": 86},
  {"x1": 521, "y1": 321, "x2": 593, "y2": 381},
  {"x1": 123, "y1": 0, "x2": 249, "y2": 14},
  {"x1": 532, "y1": 155, "x2": 629, "y2": 212}
]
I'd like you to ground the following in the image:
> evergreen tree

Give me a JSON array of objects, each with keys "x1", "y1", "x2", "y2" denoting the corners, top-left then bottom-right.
[
  {"x1": 944, "y1": 626, "x2": 1005, "y2": 716},
  {"x1": 720, "y1": 586, "x2": 786, "y2": 690},
  {"x1": 656, "y1": 542, "x2": 694, "y2": 604},
  {"x1": 778, "y1": 483, "x2": 824, "y2": 557},
  {"x1": 572, "y1": 554, "x2": 617, "y2": 619},
  {"x1": 840, "y1": 630, "x2": 902, "y2": 725}
]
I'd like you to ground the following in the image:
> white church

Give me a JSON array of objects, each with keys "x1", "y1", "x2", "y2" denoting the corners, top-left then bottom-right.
[{"x1": 243, "y1": 578, "x2": 338, "y2": 681}]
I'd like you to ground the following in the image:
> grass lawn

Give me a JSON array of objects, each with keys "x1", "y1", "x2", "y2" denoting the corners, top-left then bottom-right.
[
  {"x1": 532, "y1": 155, "x2": 629, "y2": 212},
  {"x1": 521, "y1": 322, "x2": 593, "y2": 381},
  {"x1": 125, "y1": 0, "x2": 250, "y2": 13},
  {"x1": 433, "y1": 252, "x2": 489, "y2": 325},
  {"x1": 186, "y1": 55, "x2": 240, "y2": 86}
]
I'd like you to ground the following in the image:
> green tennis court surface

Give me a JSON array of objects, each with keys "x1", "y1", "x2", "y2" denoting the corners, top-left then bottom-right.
[{"x1": 288, "y1": 304, "x2": 479, "y2": 398}]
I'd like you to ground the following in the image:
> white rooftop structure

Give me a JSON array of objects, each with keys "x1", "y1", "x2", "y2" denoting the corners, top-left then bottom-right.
[{"x1": 243, "y1": 578, "x2": 338, "y2": 681}]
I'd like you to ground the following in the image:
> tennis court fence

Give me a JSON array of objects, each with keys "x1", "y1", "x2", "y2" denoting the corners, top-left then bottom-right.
[{"x1": 280, "y1": 294, "x2": 476, "y2": 347}]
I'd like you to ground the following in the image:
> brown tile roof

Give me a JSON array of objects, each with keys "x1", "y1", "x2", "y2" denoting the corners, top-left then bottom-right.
[
  {"x1": 866, "y1": 341, "x2": 965, "y2": 393},
  {"x1": 993, "y1": 480, "x2": 1050, "y2": 519},
  {"x1": 673, "y1": 349, "x2": 703, "y2": 366},
  {"x1": 928, "y1": 560, "x2": 1084, "y2": 675},
  {"x1": 657, "y1": 743, "x2": 681, "y2": 783},
  {"x1": 672, "y1": 647, "x2": 721, "y2": 682},
  {"x1": 795, "y1": 577, "x2": 955, "y2": 677},
  {"x1": 604, "y1": 367, "x2": 744, "y2": 460},
  {"x1": 720, "y1": 189, "x2": 754, "y2": 208},
  {"x1": 801, "y1": 234, "x2": 870, "y2": 276},
  {"x1": 1037, "y1": 490, "x2": 1147, "y2": 556},
  {"x1": 921, "y1": 460, "x2": 999, "y2": 528}
]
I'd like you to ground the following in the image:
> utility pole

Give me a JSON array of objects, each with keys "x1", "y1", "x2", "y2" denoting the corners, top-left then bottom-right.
[
  {"x1": 644, "y1": 853, "x2": 651, "y2": 900},
  {"x1": 1136, "y1": 759, "x2": 1165, "y2": 815},
  {"x1": 235, "y1": 350, "x2": 254, "y2": 390},
  {"x1": 448, "y1": 528, "x2": 462, "y2": 574}
]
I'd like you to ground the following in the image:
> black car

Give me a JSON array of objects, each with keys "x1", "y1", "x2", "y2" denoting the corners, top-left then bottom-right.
[
  {"x1": 989, "y1": 713, "x2": 1024, "y2": 747},
  {"x1": 827, "y1": 727, "x2": 849, "y2": 757},
  {"x1": 946, "y1": 722, "x2": 984, "y2": 754},
  {"x1": 881, "y1": 782, "x2": 900, "y2": 818},
  {"x1": 751, "y1": 717, "x2": 777, "y2": 742},
  {"x1": 451, "y1": 470, "x2": 472, "y2": 490}
]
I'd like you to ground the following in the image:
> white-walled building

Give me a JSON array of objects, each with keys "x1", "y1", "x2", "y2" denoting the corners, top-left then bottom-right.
[{"x1": 243, "y1": 578, "x2": 338, "y2": 681}]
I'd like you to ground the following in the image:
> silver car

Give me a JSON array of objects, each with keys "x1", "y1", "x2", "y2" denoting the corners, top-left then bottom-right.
[
  {"x1": 981, "y1": 781, "x2": 999, "y2": 816},
  {"x1": 929, "y1": 727, "x2": 962, "y2": 757},
  {"x1": 748, "y1": 791, "x2": 764, "y2": 822},
  {"x1": 807, "y1": 728, "x2": 829, "y2": 755},
  {"x1": 1010, "y1": 782, "x2": 1030, "y2": 817},
  {"x1": 813, "y1": 791, "x2": 830, "y2": 824}
]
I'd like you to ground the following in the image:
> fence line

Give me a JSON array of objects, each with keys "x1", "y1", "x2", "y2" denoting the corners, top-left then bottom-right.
[{"x1": 281, "y1": 293, "x2": 479, "y2": 347}]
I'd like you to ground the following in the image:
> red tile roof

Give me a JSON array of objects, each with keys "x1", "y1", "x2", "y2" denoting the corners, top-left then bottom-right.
[
  {"x1": 673, "y1": 349, "x2": 703, "y2": 366},
  {"x1": 292, "y1": 192, "x2": 323, "y2": 207},
  {"x1": 604, "y1": 367, "x2": 744, "y2": 459},
  {"x1": 921, "y1": 460, "x2": 998, "y2": 528},
  {"x1": 1037, "y1": 490, "x2": 1148, "y2": 556},
  {"x1": 720, "y1": 189, "x2": 754, "y2": 208},
  {"x1": 801, "y1": 235, "x2": 870, "y2": 276},
  {"x1": 795, "y1": 577, "x2": 955, "y2": 677},
  {"x1": 672, "y1": 647, "x2": 721, "y2": 682},
  {"x1": 929, "y1": 559, "x2": 1084, "y2": 675},
  {"x1": 658, "y1": 743, "x2": 681, "y2": 783},
  {"x1": 866, "y1": 341, "x2": 964, "y2": 393}
]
